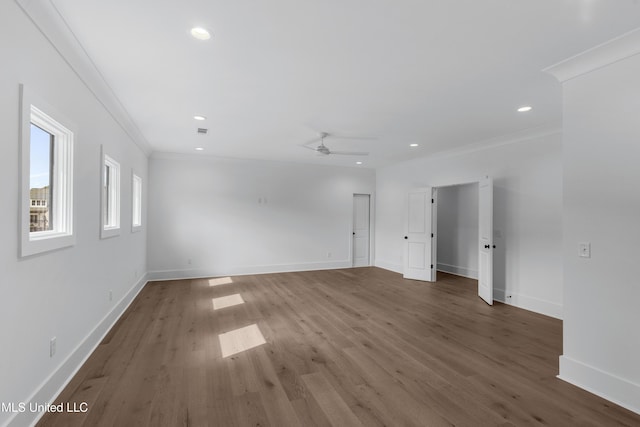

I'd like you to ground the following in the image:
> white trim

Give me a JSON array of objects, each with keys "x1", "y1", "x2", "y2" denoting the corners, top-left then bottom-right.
[
  {"x1": 19, "y1": 84, "x2": 76, "y2": 257},
  {"x1": 5, "y1": 274, "x2": 149, "y2": 427},
  {"x1": 558, "y1": 355, "x2": 640, "y2": 416},
  {"x1": 100, "y1": 148, "x2": 121, "y2": 239},
  {"x1": 365, "y1": 264, "x2": 565, "y2": 318},
  {"x1": 15, "y1": 0, "x2": 151, "y2": 156},
  {"x1": 436, "y1": 263, "x2": 478, "y2": 280},
  {"x1": 131, "y1": 172, "x2": 142, "y2": 231},
  {"x1": 494, "y1": 289, "x2": 562, "y2": 320},
  {"x1": 419, "y1": 122, "x2": 561, "y2": 163},
  {"x1": 147, "y1": 260, "x2": 352, "y2": 282},
  {"x1": 544, "y1": 27, "x2": 640, "y2": 83}
]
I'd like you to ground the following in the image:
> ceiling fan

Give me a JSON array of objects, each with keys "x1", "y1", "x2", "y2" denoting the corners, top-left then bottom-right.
[{"x1": 301, "y1": 132, "x2": 370, "y2": 156}]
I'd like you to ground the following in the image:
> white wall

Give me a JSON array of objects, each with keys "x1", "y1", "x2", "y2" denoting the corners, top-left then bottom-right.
[
  {"x1": 552, "y1": 41, "x2": 640, "y2": 414},
  {"x1": 0, "y1": 3, "x2": 148, "y2": 426},
  {"x1": 147, "y1": 154, "x2": 375, "y2": 279},
  {"x1": 375, "y1": 131, "x2": 563, "y2": 318},
  {"x1": 436, "y1": 183, "x2": 479, "y2": 279}
]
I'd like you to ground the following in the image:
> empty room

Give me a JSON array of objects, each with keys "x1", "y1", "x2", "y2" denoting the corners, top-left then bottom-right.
[{"x1": 2, "y1": 1, "x2": 640, "y2": 426}]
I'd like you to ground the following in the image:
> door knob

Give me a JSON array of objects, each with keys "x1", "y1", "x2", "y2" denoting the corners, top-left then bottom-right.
[
  {"x1": 484, "y1": 244, "x2": 490, "y2": 249},
  {"x1": 353, "y1": 232, "x2": 355, "y2": 236},
  {"x1": 404, "y1": 236, "x2": 408, "y2": 239}
]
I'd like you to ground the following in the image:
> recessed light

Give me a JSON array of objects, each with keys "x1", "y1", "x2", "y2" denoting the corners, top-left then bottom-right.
[
  {"x1": 195, "y1": 147, "x2": 204, "y2": 151},
  {"x1": 194, "y1": 115, "x2": 206, "y2": 121},
  {"x1": 410, "y1": 143, "x2": 419, "y2": 147},
  {"x1": 356, "y1": 161, "x2": 363, "y2": 165},
  {"x1": 517, "y1": 105, "x2": 533, "y2": 112},
  {"x1": 190, "y1": 27, "x2": 211, "y2": 40}
]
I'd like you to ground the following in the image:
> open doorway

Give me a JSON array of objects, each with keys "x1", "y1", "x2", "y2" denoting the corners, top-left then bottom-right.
[
  {"x1": 403, "y1": 177, "x2": 493, "y2": 305},
  {"x1": 435, "y1": 182, "x2": 479, "y2": 281}
]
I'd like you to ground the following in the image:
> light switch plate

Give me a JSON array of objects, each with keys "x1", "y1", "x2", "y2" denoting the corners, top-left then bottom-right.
[{"x1": 579, "y1": 242, "x2": 591, "y2": 258}]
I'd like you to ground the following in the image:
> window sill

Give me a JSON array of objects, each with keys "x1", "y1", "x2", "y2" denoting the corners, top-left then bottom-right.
[
  {"x1": 100, "y1": 227, "x2": 121, "y2": 239},
  {"x1": 21, "y1": 233, "x2": 75, "y2": 257}
]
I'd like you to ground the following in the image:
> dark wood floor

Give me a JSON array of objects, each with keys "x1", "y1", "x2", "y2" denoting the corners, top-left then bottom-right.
[{"x1": 38, "y1": 268, "x2": 640, "y2": 426}]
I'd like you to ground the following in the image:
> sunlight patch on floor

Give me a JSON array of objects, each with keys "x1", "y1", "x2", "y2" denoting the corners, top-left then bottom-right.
[
  {"x1": 212, "y1": 293, "x2": 245, "y2": 310},
  {"x1": 208, "y1": 276, "x2": 233, "y2": 287},
  {"x1": 218, "y1": 324, "x2": 266, "y2": 358}
]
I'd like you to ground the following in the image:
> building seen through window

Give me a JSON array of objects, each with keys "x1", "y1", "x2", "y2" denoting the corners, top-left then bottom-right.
[{"x1": 29, "y1": 123, "x2": 53, "y2": 232}]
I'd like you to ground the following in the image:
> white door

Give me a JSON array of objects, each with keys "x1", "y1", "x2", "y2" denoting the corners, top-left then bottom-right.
[
  {"x1": 478, "y1": 176, "x2": 493, "y2": 305},
  {"x1": 431, "y1": 188, "x2": 438, "y2": 282},
  {"x1": 352, "y1": 194, "x2": 370, "y2": 267},
  {"x1": 404, "y1": 188, "x2": 435, "y2": 281}
]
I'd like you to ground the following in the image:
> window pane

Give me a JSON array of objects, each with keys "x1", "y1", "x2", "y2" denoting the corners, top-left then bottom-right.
[
  {"x1": 30, "y1": 124, "x2": 53, "y2": 232},
  {"x1": 104, "y1": 164, "x2": 111, "y2": 226},
  {"x1": 133, "y1": 175, "x2": 142, "y2": 227},
  {"x1": 100, "y1": 153, "x2": 120, "y2": 237}
]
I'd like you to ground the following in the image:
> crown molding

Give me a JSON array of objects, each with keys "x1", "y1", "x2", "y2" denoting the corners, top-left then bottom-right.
[
  {"x1": 422, "y1": 120, "x2": 562, "y2": 162},
  {"x1": 16, "y1": 0, "x2": 152, "y2": 156},
  {"x1": 544, "y1": 27, "x2": 640, "y2": 83},
  {"x1": 149, "y1": 151, "x2": 377, "y2": 173}
]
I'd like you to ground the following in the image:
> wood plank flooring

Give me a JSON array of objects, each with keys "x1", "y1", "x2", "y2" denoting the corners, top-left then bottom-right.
[{"x1": 38, "y1": 268, "x2": 640, "y2": 426}]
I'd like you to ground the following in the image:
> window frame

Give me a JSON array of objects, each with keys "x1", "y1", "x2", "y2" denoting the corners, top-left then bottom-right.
[
  {"x1": 19, "y1": 85, "x2": 75, "y2": 257},
  {"x1": 100, "y1": 146, "x2": 121, "y2": 239},
  {"x1": 131, "y1": 171, "x2": 143, "y2": 232}
]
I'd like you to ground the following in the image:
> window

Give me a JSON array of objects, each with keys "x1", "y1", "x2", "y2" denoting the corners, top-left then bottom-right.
[
  {"x1": 29, "y1": 123, "x2": 53, "y2": 232},
  {"x1": 101, "y1": 148, "x2": 121, "y2": 238},
  {"x1": 132, "y1": 173, "x2": 142, "y2": 231},
  {"x1": 20, "y1": 85, "x2": 75, "y2": 257}
]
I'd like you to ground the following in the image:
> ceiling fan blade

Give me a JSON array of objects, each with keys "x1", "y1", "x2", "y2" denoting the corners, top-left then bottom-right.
[
  {"x1": 329, "y1": 151, "x2": 370, "y2": 156},
  {"x1": 329, "y1": 135, "x2": 377, "y2": 141},
  {"x1": 304, "y1": 124, "x2": 377, "y2": 140},
  {"x1": 299, "y1": 131, "x2": 373, "y2": 157},
  {"x1": 301, "y1": 136, "x2": 323, "y2": 146}
]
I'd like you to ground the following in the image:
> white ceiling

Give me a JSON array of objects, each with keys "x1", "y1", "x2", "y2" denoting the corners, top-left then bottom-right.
[{"x1": 51, "y1": 0, "x2": 640, "y2": 168}]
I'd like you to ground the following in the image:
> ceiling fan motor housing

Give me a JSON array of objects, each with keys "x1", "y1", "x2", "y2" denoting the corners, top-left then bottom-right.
[{"x1": 317, "y1": 145, "x2": 330, "y2": 155}]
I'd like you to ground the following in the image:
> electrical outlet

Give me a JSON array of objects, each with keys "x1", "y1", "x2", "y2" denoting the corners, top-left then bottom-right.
[
  {"x1": 327, "y1": 252, "x2": 332, "y2": 259},
  {"x1": 187, "y1": 259, "x2": 192, "y2": 265},
  {"x1": 50, "y1": 337, "x2": 56, "y2": 358},
  {"x1": 109, "y1": 289, "x2": 113, "y2": 302}
]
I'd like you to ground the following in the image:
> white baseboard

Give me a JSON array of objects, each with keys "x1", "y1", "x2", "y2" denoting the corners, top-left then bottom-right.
[
  {"x1": 375, "y1": 264, "x2": 562, "y2": 320},
  {"x1": 436, "y1": 263, "x2": 478, "y2": 280},
  {"x1": 147, "y1": 260, "x2": 353, "y2": 281},
  {"x1": 494, "y1": 289, "x2": 562, "y2": 319},
  {"x1": 558, "y1": 355, "x2": 640, "y2": 415},
  {"x1": 6, "y1": 274, "x2": 149, "y2": 427},
  {"x1": 374, "y1": 260, "x2": 403, "y2": 274}
]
